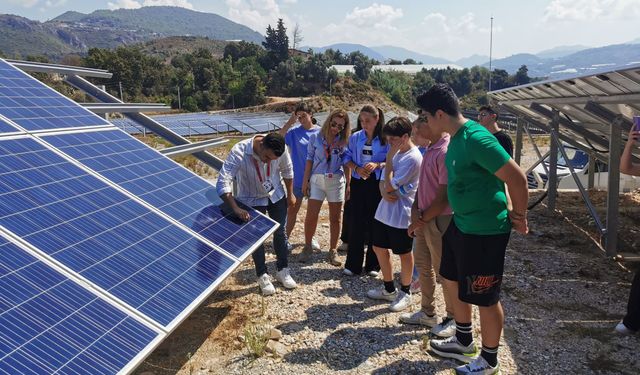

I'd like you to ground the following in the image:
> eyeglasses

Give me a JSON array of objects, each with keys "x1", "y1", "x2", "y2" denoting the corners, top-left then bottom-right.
[
  {"x1": 478, "y1": 112, "x2": 491, "y2": 118},
  {"x1": 330, "y1": 121, "x2": 345, "y2": 130}
]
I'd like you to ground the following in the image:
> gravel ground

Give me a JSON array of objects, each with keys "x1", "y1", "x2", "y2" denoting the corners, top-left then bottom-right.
[{"x1": 134, "y1": 192, "x2": 640, "y2": 375}]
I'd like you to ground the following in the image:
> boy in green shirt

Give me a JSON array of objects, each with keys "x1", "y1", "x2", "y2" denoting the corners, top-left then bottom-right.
[{"x1": 417, "y1": 84, "x2": 528, "y2": 375}]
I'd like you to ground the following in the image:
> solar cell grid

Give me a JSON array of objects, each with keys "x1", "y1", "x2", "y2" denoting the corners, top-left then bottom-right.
[
  {"x1": 0, "y1": 136, "x2": 235, "y2": 327},
  {"x1": 0, "y1": 236, "x2": 159, "y2": 374},
  {"x1": 43, "y1": 129, "x2": 277, "y2": 260},
  {"x1": 0, "y1": 60, "x2": 109, "y2": 131}
]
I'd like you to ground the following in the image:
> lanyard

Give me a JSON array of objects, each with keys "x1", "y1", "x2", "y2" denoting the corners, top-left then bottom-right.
[
  {"x1": 324, "y1": 136, "x2": 340, "y2": 162},
  {"x1": 252, "y1": 158, "x2": 271, "y2": 183}
]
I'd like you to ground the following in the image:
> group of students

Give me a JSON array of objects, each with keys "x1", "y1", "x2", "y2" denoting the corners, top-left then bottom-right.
[{"x1": 216, "y1": 83, "x2": 531, "y2": 374}]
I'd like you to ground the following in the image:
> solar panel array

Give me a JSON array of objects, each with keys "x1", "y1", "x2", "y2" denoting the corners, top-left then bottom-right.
[
  {"x1": 110, "y1": 109, "x2": 406, "y2": 136},
  {"x1": 0, "y1": 58, "x2": 278, "y2": 373}
]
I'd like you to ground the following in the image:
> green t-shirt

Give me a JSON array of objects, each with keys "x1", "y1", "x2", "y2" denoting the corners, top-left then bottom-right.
[{"x1": 446, "y1": 120, "x2": 512, "y2": 235}]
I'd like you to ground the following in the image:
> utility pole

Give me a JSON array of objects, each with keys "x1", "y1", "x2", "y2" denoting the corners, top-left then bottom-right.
[
  {"x1": 488, "y1": 16, "x2": 494, "y2": 92},
  {"x1": 177, "y1": 86, "x2": 181, "y2": 110},
  {"x1": 329, "y1": 78, "x2": 333, "y2": 113},
  {"x1": 118, "y1": 81, "x2": 123, "y2": 101}
]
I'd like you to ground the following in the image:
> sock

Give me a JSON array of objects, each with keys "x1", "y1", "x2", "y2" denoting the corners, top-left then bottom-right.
[
  {"x1": 400, "y1": 284, "x2": 410, "y2": 294},
  {"x1": 481, "y1": 345, "x2": 499, "y2": 367},
  {"x1": 384, "y1": 281, "x2": 396, "y2": 293},
  {"x1": 455, "y1": 321, "x2": 473, "y2": 347}
]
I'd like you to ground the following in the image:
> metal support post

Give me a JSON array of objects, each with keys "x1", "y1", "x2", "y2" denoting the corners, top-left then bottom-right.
[
  {"x1": 588, "y1": 153, "x2": 595, "y2": 189},
  {"x1": 515, "y1": 117, "x2": 524, "y2": 165},
  {"x1": 547, "y1": 110, "x2": 560, "y2": 210},
  {"x1": 605, "y1": 116, "x2": 623, "y2": 257}
]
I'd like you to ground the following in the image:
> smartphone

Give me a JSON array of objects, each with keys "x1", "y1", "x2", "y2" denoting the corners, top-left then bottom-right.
[{"x1": 634, "y1": 116, "x2": 640, "y2": 131}]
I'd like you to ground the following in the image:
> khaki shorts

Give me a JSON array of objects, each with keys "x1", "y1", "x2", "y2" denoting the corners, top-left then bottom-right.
[{"x1": 309, "y1": 173, "x2": 345, "y2": 202}]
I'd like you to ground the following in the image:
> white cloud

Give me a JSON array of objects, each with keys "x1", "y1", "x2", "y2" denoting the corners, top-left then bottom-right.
[
  {"x1": 7, "y1": 0, "x2": 44, "y2": 8},
  {"x1": 108, "y1": 0, "x2": 142, "y2": 9},
  {"x1": 543, "y1": 0, "x2": 640, "y2": 22},
  {"x1": 282, "y1": 0, "x2": 297, "y2": 3},
  {"x1": 107, "y1": 0, "x2": 194, "y2": 10},
  {"x1": 344, "y1": 3, "x2": 403, "y2": 29},
  {"x1": 225, "y1": 0, "x2": 293, "y2": 33}
]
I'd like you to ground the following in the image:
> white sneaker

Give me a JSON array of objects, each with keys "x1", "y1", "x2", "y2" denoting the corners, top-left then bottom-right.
[
  {"x1": 431, "y1": 316, "x2": 456, "y2": 338},
  {"x1": 287, "y1": 242, "x2": 294, "y2": 251},
  {"x1": 389, "y1": 290, "x2": 411, "y2": 312},
  {"x1": 366, "y1": 270, "x2": 379, "y2": 278},
  {"x1": 275, "y1": 268, "x2": 297, "y2": 289},
  {"x1": 257, "y1": 273, "x2": 275, "y2": 296},
  {"x1": 614, "y1": 321, "x2": 637, "y2": 335},
  {"x1": 399, "y1": 310, "x2": 437, "y2": 326},
  {"x1": 311, "y1": 237, "x2": 321, "y2": 251},
  {"x1": 366, "y1": 286, "x2": 397, "y2": 301},
  {"x1": 454, "y1": 355, "x2": 499, "y2": 374}
]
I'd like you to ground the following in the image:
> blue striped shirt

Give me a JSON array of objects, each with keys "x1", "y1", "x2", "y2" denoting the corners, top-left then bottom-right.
[
  {"x1": 307, "y1": 132, "x2": 346, "y2": 175},
  {"x1": 343, "y1": 130, "x2": 389, "y2": 180}
]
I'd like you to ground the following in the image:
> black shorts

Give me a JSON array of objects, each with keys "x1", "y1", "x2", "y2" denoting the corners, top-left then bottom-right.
[
  {"x1": 372, "y1": 219, "x2": 413, "y2": 255},
  {"x1": 440, "y1": 219, "x2": 510, "y2": 307}
]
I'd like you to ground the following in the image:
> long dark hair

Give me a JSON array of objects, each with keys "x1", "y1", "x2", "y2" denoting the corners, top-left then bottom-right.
[{"x1": 359, "y1": 104, "x2": 386, "y2": 145}]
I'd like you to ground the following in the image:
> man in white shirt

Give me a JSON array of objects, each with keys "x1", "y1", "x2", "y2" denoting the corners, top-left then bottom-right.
[{"x1": 216, "y1": 133, "x2": 297, "y2": 295}]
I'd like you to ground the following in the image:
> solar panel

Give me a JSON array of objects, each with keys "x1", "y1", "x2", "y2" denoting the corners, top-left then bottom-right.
[
  {"x1": 0, "y1": 136, "x2": 238, "y2": 328},
  {"x1": 0, "y1": 60, "x2": 109, "y2": 131},
  {"x1": 43, "y1": 129, "x2": 277, "y2": 260},
  {"x1": 0, "y1": 235, "x2": 160, "y2": 374},
  {"x1": 0, "y1": 117, "x2": 19, "y2": 133}
]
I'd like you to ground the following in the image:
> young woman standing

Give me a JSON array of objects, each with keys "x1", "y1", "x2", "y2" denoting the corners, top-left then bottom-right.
[
  {"x1": 300, "y1": 109, "x2": 351, "y2": 265},
  {"x1": 342, "y1": 105, "x2": 388, "y2": 276}
]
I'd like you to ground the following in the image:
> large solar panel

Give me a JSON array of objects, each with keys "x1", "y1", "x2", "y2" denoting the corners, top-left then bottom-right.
[
  {"x1": 0, "y1": 60, "x2": 109, "y2": 131},
  {"x1": 0, "y1": 235, "x2": 160, "y2": 374},
  {"x1": 0, "y1": 136, "x2": 236, "y2": 328},
  {"x1": 43, "y1": 129, "x2": 277, "y2": 260}
]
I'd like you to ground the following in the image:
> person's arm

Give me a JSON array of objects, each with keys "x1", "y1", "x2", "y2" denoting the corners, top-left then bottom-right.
[
  {"x1": 278, "y1": 112, "x2": 297, "y2": 137},
  {"x1": 344, "y1": 165, "x2": 352, "y2": 201},
  {"x1": 302, "y1": 160, "x2": 312, "y2": 196},
  {"x1": 621, "y1": 127, "x2": 640, "y2": 176},
  {"x1": 494, "y1": 159, "x2": 529, "y2": 234},
  {"x1": 279, "y1": 147, "x2": 296, "y2": 207},
  {"x1": 420, "y1": 184, "x2": 449, "y2": 222},
  {"x1": 407, "y1": 193, "x2": 422, "y2": 237},
  {"x1": 344, "y1": 134, "x2": 371, "y2": 179},
  {"x1": 216, "y1": 148, "x2": 250, "y2": 221},
  {"x1": 378, "y1": 164, "x2": 396, "y2": 202}
]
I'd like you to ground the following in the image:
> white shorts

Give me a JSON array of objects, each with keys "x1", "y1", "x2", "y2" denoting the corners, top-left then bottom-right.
[{"x1": 309, "y1": 173, "x2": 345, "y2": 203}]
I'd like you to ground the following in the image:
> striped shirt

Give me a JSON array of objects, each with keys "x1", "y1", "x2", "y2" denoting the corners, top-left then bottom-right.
[
  {"x1": 306, "y1": 132, "x2": 346, "y2": 176},
  {"x1": 216, "y1": 135, "x2": 293, "y2": 207}
]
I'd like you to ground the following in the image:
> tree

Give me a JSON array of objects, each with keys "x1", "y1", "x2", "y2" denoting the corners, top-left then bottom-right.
[
  {"x1": 224, "y1": 41, "x2": 263, "y2": 63},
  {"x1": 353, "y1": 54, "x2": 373, "y2": 81},
  {"x1": 514, "y1": 65, "x2": 531, "y2": 85},
  {"x1": 388, "y1": 59, "x2": 402, "y2": 65},
  {"x1": 262, "y1": 19, "x2": 289, "y2": 69},
  {"x1": 292, "y1": 23, "x2": 303, "y2": 50},
  {"x1": 403, "y1": 58, "x2": 417, "y2": 65}
]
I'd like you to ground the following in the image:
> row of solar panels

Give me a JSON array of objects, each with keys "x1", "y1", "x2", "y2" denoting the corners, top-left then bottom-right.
[
  {"x1": 109, "y1": 110, "x2": 401, "y2": 137},
  {"x1": 0, "y1": 58, "x2": 278, "y2": 373}
]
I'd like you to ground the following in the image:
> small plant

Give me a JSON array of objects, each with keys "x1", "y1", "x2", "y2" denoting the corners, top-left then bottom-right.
[{"x1": 243, "y1": 322, "x2": 269, "y2": 358}]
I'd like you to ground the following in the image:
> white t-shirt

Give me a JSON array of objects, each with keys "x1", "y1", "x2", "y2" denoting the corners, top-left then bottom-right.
[
  {"x1": 374, "y1": 146, "x2": 423, "y2": 229},
  {"x1": 361, "y1": 144, "x2": 373, "y2": 165}
]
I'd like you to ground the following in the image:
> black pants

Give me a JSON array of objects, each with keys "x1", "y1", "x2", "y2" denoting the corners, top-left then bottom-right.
[
  {"x1": 344, "y1": 177, "x2": 381, "y2": 274},
  {"x1": 623, "y1": 267, "x2": 640, "y2": 331},
  {"x1": 252, "y1": 197, "x2": 288, "y2": 277},
  {"x1": 340, "y1": 196, "x2": 351, "y2": 243}
]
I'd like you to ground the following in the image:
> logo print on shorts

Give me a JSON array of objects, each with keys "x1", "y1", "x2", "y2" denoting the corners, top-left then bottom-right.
[{"x1": 469, "y1": 275, "x2": 501, "y2": 294}]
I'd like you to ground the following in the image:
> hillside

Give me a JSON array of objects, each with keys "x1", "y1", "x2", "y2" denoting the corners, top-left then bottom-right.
[
  {"x1": 139, "y1": 36, "x2": 229, "y2": 62},
  {"x1": 0, "y1": 7, "x2": 263, "y2": 59}
]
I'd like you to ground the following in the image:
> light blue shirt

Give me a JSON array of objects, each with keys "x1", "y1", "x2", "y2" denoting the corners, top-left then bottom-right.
[
  {"x1": 306, "y1": 132, "x2": 346, "y2": 175},
  {"x1": 285, "y1": 124, "x2": 320, "y2": 188},
  {"x1": 343, "y1": 130, "x2": 389, "y2": 180},
  {"x1": 374, "y1": 146, "x2": 423, "y2": 229}
]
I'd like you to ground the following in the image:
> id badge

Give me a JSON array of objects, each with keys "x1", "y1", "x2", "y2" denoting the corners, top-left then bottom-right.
[{"x1": 262, "y1": 180, "x2": 274, "y2": 194}]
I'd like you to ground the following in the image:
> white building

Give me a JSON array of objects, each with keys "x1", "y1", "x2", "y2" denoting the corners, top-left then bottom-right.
[{"x1": 331, "y1": 64, "x2": 463, "y2": 75}]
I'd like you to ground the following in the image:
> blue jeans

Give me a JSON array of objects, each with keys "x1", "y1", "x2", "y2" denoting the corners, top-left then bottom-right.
[{"x1": 252, "y1": 197, "x2": 289, "y2": 277}]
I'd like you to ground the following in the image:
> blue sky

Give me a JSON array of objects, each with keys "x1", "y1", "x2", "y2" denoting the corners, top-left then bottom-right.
[{"x1": 3, "y1": 0, "x2": 640, "y2": 60}]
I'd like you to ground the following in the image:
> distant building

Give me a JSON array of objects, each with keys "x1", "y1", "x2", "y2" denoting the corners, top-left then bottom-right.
[
  {"x1": 330, "y1": 64, "x2": 463, "y2": 75},
  {"x1": 289, "y1": 48, "x2": 312, "y2": 60}
]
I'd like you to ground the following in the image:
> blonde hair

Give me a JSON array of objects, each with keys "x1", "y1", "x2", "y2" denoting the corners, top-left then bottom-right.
[{"x1": 320, "y1": 109, "x2": 351, "y2": 145}]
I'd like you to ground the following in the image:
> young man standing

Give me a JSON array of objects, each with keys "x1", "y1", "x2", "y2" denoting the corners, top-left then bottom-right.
[
  {"x1": 401, "y1": 116, "x2": 456, "y2": 339},
  {"x1": 216, "y1": 133, "x2": 297, "y2": 296},
  {"x1": 477, "y1": 105, "x2": 513, "y2": 157},
  {"x1": 366, "y1": 117, "x2": 423, "y2": 312},
  {"x1": 418, "y1": 84, "x2": 528, "y2": 375}
]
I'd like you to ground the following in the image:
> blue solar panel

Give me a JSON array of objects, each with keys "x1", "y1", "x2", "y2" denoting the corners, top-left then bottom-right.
[
  {"x1": 0, "y1": 136, "x2": 235, "y2": 328},
  {"x1": 0, "y1": 236, "x2": 159, "y2": 374},
  {"x1": 0, "y1": 117, "x2": 19, "y2": 133},
  {"x1": 43, "y1": 129, "x2": 277, "y2": 260},
  {"x1": 0, "y1": 60, "x2": 110, "y2": 131}
]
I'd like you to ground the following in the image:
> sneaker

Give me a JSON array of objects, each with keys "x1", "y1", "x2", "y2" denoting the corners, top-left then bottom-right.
[
  {"x1": 367, "y1": 286, "x2": 397, "y2": 302},
  {"x1": 429, "y1": 336, "x2": 479, "y2": 363},
  {"x1": 343, "y1": 268, "x2": 355, "y2": 276},
  {"x1": 311, "y1": 237, "x2": 321, "y2": 251},
  {"x1": 257, "y1": 273, "x2": 276, "y2": 296},
  {"x1": 389, "y1": 290, "x2": 411, "y2": 312},
  {"x1": 275, "y1": 268, "x2": 297, "y2": 289},
  {"x1": 298, "y1": 244, "x2": 313, "y2": 263},
  {"x1": 337, "y1": 241, "x2": 348, "y2": 252},
  {"x1": 454, "y1": 355, "x2": 499, "y2": 374},
  {"x1": 287, "y1": 242, "x2": 294, "y2": 251},
  {"x1": 328, "y1": 249, "x2": 342, "y2": 266},
  {"x1": 410, "y1": 278, "x2": 421, "y2": 294},
  {"x1": 366, "y1": 270, "x2": 379, "y2": 277},
  {"x1": 399, "y1": 310, "x2": 438, "y2": 326},
  {"x1": 431, "y1": 316, "x2": 456, "y2": 338},
  {"x1": 615, "y1": 321, "x2": 638, "y2": 335}
]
